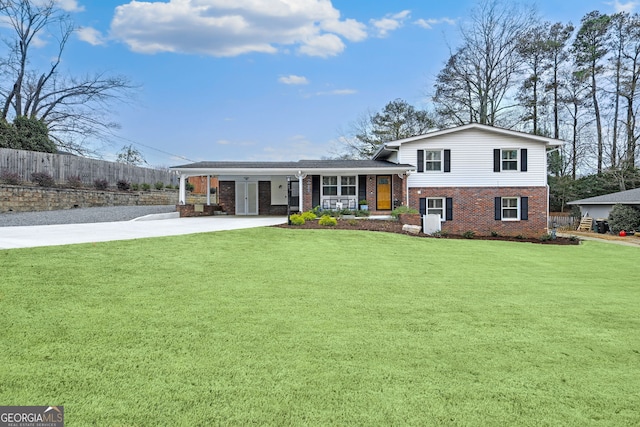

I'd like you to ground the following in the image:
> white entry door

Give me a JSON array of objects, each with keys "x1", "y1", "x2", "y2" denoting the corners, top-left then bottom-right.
[{"x1": 235, "y1": 181, "x2": 258, "y2": 215}]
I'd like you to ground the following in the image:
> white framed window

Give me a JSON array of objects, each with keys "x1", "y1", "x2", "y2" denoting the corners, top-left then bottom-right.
[
  {"x1": 341, "y1": 176, "x2": 356, "y2": 195},
  {"x1": 322, "y1": 176, "x2": 337, "y2": 196},
  {"x1": 501, "y1": 149, "x2": 518, "y2": 171},
  {"x1": 322, "y1": 175, "x2": 357, "y2": 196},
  {"x1": 427, "y1": 198, "x2": 444, "y2": 218},
  {"x1": 425, "y1": 150, "x2": 442, "y2": 171},
  {"x1": 501, "y1": 197, "x2": 519, "y2": 220}
]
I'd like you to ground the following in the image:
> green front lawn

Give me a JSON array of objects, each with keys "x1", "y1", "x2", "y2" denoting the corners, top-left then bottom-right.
[{"x1": 1, "y1": 228, "x2": 638, "y2": 426}]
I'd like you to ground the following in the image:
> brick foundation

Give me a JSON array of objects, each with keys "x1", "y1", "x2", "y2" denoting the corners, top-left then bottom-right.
[{"x1": 408, "y1": 186, "x2": 548, "y2": 237}]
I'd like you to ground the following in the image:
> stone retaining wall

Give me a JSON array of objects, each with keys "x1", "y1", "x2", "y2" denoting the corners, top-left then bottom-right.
[{"x1": 0, "y1": 184, "x2": 179, "y2": 213}]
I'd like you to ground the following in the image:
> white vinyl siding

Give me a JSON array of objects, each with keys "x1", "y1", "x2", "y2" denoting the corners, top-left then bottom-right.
[{"x1": 400, "y1": 128, "x2": 548, "y2": 187}]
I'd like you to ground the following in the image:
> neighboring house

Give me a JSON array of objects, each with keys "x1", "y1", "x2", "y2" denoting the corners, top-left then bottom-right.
[
  {"x1": 170, "y1": 123, "x2": 562, "y2": 236},
  {"x1": 568, "y1": 188, "x2": 640, "y2": 219}
]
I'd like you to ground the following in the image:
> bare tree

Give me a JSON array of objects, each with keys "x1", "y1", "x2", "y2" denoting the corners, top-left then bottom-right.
[
  {"x1": 0, "y1": 0, "x2": 135, "y2": 154},
  {"x1": 545, "y1": 22, "x2": 574, "y2": 139},
  {"x1": 618, "y1": 13, "x2": 640, "y2": 169},
  {"x1": 572, "y1": 11, "x2": 612, "y2": 174},
  {"x1": 433, "y1": 0, "x2": 534, "y2": 127}
]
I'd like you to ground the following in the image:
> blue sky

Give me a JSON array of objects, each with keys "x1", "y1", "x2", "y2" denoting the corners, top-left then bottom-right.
[{"x1": 50, "y1": 0, "x2": 640, "y2": 166}]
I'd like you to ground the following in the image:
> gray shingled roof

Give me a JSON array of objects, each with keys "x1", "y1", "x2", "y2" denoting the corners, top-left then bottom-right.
[
  {"x1": 568, "y1": 187, "x2": 640, "y2": 205},
  {"x1": 171, "y1": 160, "x2": 413, "y2": 169}
]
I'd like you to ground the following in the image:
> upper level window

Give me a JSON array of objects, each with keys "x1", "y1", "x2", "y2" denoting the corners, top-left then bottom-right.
[
  {"x1": 502, "y1": 150, "x2": 518, "y2": 171},
  {"x1": 494, "y1": 148, "x2": 527, "y2": 172},
  {"x1": 418, "y1": 149, "x2": 450, "y2": 173},
  {"x1": 425, "y1": 150, "x2": 442, "y2": 171}
]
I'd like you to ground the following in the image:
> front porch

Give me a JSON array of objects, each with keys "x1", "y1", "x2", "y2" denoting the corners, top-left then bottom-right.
[{"x1": 170, "y1": 160, "x2": 415, "y2": 217}]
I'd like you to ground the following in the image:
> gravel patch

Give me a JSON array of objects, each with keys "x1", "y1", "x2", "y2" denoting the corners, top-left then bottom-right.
[{"x1": 0, "y1": 205, "x2": 177, "y2": 227}]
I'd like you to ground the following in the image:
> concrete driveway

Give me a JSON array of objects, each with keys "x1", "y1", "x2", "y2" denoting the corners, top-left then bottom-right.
[{"x1": 0, "y1": 215, "x2": 287, "y2": 249}]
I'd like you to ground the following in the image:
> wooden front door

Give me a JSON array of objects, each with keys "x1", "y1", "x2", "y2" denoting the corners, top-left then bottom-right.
[{"x1": 376, "y1": 175, "x2": 392, "y2": 210}]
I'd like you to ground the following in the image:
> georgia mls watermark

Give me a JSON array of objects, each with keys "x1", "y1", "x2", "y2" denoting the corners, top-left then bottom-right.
[{"x1": 0, "y1": 406, "x2": 64, "y2": 427}]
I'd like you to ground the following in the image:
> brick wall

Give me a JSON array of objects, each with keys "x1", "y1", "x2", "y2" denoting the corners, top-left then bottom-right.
[
  {"x1": 219, "y1": 181, "x2": 235, "y2": 214},
  {"x1": 408, "y1": 186, "x2": 548, "y2": 237},
  {"x1": 0, "y1": 184, "x2": 178, "y2": 213}
]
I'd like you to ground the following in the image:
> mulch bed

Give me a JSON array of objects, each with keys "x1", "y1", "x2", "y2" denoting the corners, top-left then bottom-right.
[{"x1": 274, "y1": 219, "x2": 580, "y2": 245}]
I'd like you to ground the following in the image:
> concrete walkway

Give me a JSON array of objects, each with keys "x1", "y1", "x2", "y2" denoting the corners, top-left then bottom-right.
[{"x1": 0, "y1": 215, "x2": 287, "y2": 249}]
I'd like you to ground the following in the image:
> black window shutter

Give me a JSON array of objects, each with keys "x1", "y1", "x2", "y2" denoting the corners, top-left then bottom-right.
[
  {"x1": 521, "y1": 196, "x2": 528, "y2": 220},
  {"x1": 445, "y1": 197, "x2": 453, "y2": 221},
  {"x1": 493, "y1": 149, "x2": 501, "y2": 172},
  {"x1": 521, "y1": 149, "x2": 528, "y2": 172},
  {"x1": 494, "y1": 197, "x2": 502, "y2": 220},
  {"x1": 417, "y1": 150, "x2": 424, "y2": 173},
  {"x1": 419, "y1": 198, "x2": 426, "y2": 216},
  {"x1": 444, "y1": 149, "x2": 451, "y2": 172}
]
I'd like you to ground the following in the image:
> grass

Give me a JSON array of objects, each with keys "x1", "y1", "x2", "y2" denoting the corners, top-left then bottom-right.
[{"x1": 1, "y1": 228, "x2": 639, "y2": 426}]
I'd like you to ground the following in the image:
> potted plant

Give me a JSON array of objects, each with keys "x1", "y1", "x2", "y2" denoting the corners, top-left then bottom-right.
[{"x1": 358, "y1": 199, "x2": 369, "y2": 211}]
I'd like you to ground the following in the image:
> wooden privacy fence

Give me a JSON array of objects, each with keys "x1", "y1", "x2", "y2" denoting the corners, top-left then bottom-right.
[
  {"x1": 0, "y1": 148, "x2": 178, "y2": 187},
  {"x1": 548, "y1": 214, "x2": 579, "y2": 230}
]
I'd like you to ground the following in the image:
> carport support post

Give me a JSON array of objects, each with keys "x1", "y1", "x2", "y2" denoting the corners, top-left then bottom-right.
[
  {"x1": 206, "y1": 175, "x2": 211, "y2": 206},
  {"x1": 287, "y1": 176, "x2": 291, "y2": 225},
  {"x1": 178, "y1": 174, "x2": 187, "y2": 205},
  {"x1": 295, "y1": 171, "x2": 306, "y2": 213}
]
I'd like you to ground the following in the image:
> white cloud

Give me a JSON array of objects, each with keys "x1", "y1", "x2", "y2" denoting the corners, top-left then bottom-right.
[
  {"x1": 279, "y1": 75, "x2": 309, "y2": 85},
  {"x1": 414, "y1": 17, "x2": 456, "y2": 30},
  {"x1": 607, "y1": 0, "x2": 639, "y2": 12},
  {"x1": 53, "y1": 0, "x2": 84, "y2": 12},
  {"x1": 370, "y1": 10, "x2": 410, "y2": 38},
  {"x1": 110, "y1": 0, "x2": 367, "y2": 58},
  {"x1": 77, "y1": 27, "x2": 106, "y2": 46}
]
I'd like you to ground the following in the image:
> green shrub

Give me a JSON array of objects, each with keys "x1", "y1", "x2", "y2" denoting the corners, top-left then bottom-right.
[
  {"x1": 289, "y1": 214, "x2": 305, "y2": 225},
  {"x1": 117, "y1": 179, "x2": 131, "y2": 191},
  {"x1": 131, "y1": 183, "x2": 140, "y2": 191},
  {"x1": 31, "y1": 172, "x2": 55, "y2": 187},
  {"x1": 347, "y1": 219, "x2": 358, "y2": 226},
  {"x1": 66, "y1": 175, "x2": 83, "y2": 188},
  {"x1": 301, "y1": 211, "x2": 317, "y2": 221},
  {"x1": 339, "y1": 208, "x2": 354, "y2": 216},
  {"x1": 391, "y1": 205, "x2": 418, "y2": 219},
  {"x1": 311, "y1": 205, "x2": 323, "y2": 217},
  {"x1": 154, "y1": 182, "x2": 164, "y2": 190},
  {"x1": 94, "y1": 179, "x2": 108, "y2": 190},
  {"x1": 141, "y1": 183, "x2": 151, "y2": 191},
  {"x1": 608, "y1": 204, "x2": 640, "y2": 233},
  {"x1": 462, "y1": 230, "x2": 475, "y2": 239},
  {"x1": 0, "y1": 170, "x2": 21, "y2": 185},
  {"x1": 490, "y1": 231, "x2": 499, "y2": 237},
  {"x1": 185, "y1": 182, "x2": 195, "y2": 192},
  {"x1": 355, "y1": 209, "x2": 370, "y2": 217},
  {"x1": 319, "y1": 215, "x2": 337, "y2": 226},
  {"x1": 165, "y1": 184, "x2": 174, "y2": 190}
]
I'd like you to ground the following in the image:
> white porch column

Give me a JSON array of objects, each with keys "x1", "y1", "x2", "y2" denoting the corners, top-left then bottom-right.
[
  {"x1": 296, "y1": 171, "x2": 306, "y2": 212},
  {"x1": 179, "y1": 174, "x2": 187, "y2": 205},
  {"x1": 206, "y1": 175, "x2": 211, "y2": 206}
]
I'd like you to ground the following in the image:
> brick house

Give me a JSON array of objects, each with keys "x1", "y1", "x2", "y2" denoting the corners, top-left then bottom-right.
[{"x1": 171, "y1": 123, "x2": 562, "y2": 236}]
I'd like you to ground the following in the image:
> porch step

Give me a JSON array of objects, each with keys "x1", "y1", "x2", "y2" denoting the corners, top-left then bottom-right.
[{"x1": 577, "y1": 217, "x2": 593, "y2": 232}]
